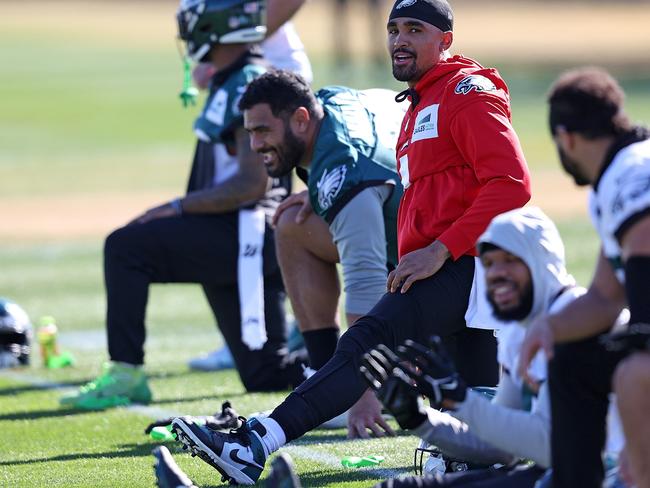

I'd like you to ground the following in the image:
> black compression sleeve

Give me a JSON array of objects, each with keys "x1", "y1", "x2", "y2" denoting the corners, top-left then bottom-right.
[{"x1": 625, "y1": 256, "x2": 650, "y2": 324}]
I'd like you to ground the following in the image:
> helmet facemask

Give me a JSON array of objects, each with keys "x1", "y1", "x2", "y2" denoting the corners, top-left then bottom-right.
[{"x1": 176, "y1": 0, "x2": 268, "y2": 62}]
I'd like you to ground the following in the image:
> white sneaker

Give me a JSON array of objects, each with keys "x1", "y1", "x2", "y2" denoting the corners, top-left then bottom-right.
[{"x1": 188, "y1": 345, "x2": 235, "y2": 371}]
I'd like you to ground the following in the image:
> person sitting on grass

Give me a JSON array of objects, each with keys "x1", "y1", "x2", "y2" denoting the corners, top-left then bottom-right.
[{"x1": 359, "y1": 207, "x2": 625, "y2": 488}]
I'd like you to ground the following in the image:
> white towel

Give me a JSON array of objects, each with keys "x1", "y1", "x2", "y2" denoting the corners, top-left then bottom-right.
[
  {"x1": 464, "y1": 257, "x2": 502, "y2": 330},
  {"x1": 238, "y1": 209, "x2": 267, "y2": 350}
]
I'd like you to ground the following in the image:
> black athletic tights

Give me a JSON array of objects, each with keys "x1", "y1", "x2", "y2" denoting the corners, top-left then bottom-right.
[
  {"x1": 104, "y1": 213, "x2": 307, "y2": 391},
  {"x1": 270, "y1": 256, "x2": 499, "y2": 441}
]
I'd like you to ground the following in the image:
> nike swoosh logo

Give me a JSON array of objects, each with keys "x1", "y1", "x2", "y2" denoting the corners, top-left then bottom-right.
[{"x1": 229, "y1": 448, "x2": 263, "y2": 471}]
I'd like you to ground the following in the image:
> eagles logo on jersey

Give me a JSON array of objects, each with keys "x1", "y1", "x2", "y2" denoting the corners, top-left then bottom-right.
[
  {"x1": 611, "y1": 172, "x2": 650, "y2": 215},
  {"x1": 455, "y1": 75, "x2": 497, "y2": 96},
  {"x1": 317, "y1": 165, "x2": 347, "y2": 210}
]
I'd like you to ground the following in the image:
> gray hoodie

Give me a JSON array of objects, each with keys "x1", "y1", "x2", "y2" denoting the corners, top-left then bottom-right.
[{"x1": 414, "y1": 207, "x2": 576, "y2": 468}]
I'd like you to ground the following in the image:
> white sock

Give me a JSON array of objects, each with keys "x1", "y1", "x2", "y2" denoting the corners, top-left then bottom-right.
[{"x1": 259, "y1": 417, "x2": 286, "y2": 454}]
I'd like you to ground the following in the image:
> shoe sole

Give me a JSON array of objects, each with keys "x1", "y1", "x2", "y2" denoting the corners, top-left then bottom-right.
[
  {"x1": 153, "y1": 446, "x2": 196, "y2": 488},
  {"x1": 171, "y1": 419, "x2": 256, "y2": 486}
]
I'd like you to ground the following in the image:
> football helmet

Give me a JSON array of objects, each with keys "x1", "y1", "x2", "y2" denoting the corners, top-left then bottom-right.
[
  {"x1": 0, "y1": 298, "x2": 32, "y2": 368},
  {"x1": 414, "y1": 440, "x2": 470, "y2": 476},
  {"x1": 177, "y1": 0, "x2": 267, "y2": 61}
]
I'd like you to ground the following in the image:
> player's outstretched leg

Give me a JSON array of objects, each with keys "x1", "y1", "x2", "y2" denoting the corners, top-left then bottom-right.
[
  {"x1": 152, "y1": 445, "x2": 198, "y2": 488},
  {"x1": 266, "y1": 453, "x2": 302, "y2": 488},
  {"x1": 171, "y1": 416, "x2": 269, "y2": 485}
]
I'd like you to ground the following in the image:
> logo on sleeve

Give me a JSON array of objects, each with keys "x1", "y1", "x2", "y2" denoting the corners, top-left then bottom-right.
[
  {"x1": 411, "y1": 104, "x2": 439, "y2": 143},
  {"x1": 611, "y1": 172, "x2": 650, "y2": 215},
  {"x1": 317, "y1": 165, "x2": 347, "y2": 210},
  {"x1": 454, "y1": 75, "x2": 497, "y2": 95}
]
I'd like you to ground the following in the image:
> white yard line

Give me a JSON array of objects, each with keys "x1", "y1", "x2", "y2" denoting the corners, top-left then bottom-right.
[
  {"x1": 0, "y1": 370, "x2": 405, "y2": 480},
  {"x1": 283, "y1": 445, "x2": 404, "y2": 479}
]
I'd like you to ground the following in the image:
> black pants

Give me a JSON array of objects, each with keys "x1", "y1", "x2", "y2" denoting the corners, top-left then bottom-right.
[
  {"x1": 549, "y1": 335, "x2": 628, "y2": 488},
  {"x1": 271, "y1": 256, "x2": 499, "y2": 441},
  {"x1": 104, "y1": 213, "x2": 306, "y2": 391},
  {"x1": 374, "y1": 464, "x2": 545, "y2": 488}
]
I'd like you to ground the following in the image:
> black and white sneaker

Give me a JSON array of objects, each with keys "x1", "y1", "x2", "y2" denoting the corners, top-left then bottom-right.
[
  {"x1": 152, "y1": 446, "x2": 198, "y2": 488},
  {"x1": 172, "y1": 416, "x2": 268, "y2": 485},
  {"x1": 265, "y1": 453, "x2": 302, "y2": 488}
]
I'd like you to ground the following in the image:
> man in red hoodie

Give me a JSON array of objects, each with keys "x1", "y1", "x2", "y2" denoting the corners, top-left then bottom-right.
[{"x1": 170, "y1": 2, "x2": 531, "y2": 483}]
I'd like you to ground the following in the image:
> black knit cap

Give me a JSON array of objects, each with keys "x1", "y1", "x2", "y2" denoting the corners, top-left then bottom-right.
[{"x1": 389, "y1": 0, "x2": 453, "y2": 32}]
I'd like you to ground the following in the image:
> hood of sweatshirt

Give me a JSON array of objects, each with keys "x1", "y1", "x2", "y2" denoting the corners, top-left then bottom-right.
[{"x1": 478, "y1": 207, "x2": 575, "y2": 326}]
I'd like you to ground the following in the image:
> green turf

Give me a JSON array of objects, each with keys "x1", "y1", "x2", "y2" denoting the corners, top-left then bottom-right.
[{"x1": 1, "y1": 6, "x2": 648, "y2": 486}]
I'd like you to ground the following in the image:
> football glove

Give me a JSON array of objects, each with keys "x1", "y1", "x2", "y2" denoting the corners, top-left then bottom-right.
[
  {"x1": 360, "y1": 344, "x2": 428, "y2": 430},
  {"x1": 601, "y1": 323, "x2": 650, "y2": 354},
  {"x1": 395, "y1": 336, "x2": 467, "y2": 409}
]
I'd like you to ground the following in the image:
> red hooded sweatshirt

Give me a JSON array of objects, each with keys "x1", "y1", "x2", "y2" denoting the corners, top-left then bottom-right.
[{"x1": 396, "y1": 55, "x2": 531, "y2": 259}]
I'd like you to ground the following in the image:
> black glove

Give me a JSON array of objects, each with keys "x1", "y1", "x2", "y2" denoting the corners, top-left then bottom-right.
[
  {"x1": 360, "y1": 344, "x2": 428, "y2": 430},
  {"x1": 395, "y1": 336, "x2": 467, "y2": 409},
  {"x1": 144, "y1": 401, "x2": 241, "y2": 435},
  {"x1": 601, "y1": 323, "x2": 650, "y2": 354}
]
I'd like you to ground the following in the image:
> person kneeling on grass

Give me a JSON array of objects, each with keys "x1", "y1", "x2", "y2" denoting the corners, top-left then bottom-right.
[
  {"x1": 358, "y1": 207, "x2": 625, "y2": 488},
  {"x1": 59, "y1": 0, "x2": 313, "y2": 411}
]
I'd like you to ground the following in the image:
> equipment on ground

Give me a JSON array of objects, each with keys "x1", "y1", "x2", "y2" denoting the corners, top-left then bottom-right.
[{"x1": 0, "y1": 297, "x2": 32, "y2": 368}]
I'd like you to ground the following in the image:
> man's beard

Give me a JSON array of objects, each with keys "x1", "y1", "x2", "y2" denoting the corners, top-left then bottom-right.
[
  {"x1": 558, "y1": 147, "x2": 590, "y2": 186},
  {"x1": 266, "y1": 125, "x2": 307, "y2": 178},
  {"x1": 392, "y1": 61, "x2": 419, "y2": 82},
  {"x1": 391, "y1": 48, "x2": 419, "y2": 82},
  {"x1": 488, "y1": 280, "x2": 534, "y2": 322}
]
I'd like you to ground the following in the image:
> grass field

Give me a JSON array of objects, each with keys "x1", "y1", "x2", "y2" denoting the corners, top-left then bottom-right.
[{"x1": 1, "y1": 1, "x2": 650, "y2": 486}]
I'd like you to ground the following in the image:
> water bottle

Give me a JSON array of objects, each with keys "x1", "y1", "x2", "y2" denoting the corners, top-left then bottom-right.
[{"x1": 37, "y1": 316, "x2": 59, "y2": 367}]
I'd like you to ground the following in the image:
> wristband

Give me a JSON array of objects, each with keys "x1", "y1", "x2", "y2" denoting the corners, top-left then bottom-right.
[{"x1": 170, "y1": 198, "x2": 183, "y2": 215}]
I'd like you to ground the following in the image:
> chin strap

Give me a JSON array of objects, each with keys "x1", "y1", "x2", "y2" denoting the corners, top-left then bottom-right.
[{"x1": 179, "y1": 56, "x2": 199, "y2": 108}]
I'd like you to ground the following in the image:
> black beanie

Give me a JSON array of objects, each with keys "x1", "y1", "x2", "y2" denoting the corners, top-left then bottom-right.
[{"x1": 389, "y1": 0, "x2": 453, "y2": 32}]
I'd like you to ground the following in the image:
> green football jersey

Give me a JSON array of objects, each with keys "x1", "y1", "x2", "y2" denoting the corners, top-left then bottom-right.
[
  {"x1": 194, "y1": 63, "x2": 267, "y2": 145},
  {"x1": 308, "y1": 86, "x2": 405, "y2": 265}
]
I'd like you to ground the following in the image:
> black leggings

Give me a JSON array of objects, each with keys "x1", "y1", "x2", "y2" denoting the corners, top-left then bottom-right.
[
  {"x1": 271, "y1": 256, "x2": 499, "y2": 441},
  {"x1": 104, "y1": 213, "x2": 306, "y2": 391}
]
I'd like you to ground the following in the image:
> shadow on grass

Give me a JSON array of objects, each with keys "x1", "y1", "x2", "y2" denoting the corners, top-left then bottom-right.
[
  {"x1": 150, "y1": 390, "x2": 248, "y2": 406},
  {"x1": 0, "y1": 407, "x2": 97, "y2": 422},
  {"x1": 0, "y1": 442, "x2": 161, "y2": 467},
  {"x1": 0, "y1": 369, "x2": 205, "y2": 397},
  {"x1": 0, "y1": 379, "x2": 87, "y2": 396}
]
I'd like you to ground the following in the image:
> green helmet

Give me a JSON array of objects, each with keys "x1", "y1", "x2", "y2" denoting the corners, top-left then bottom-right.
[{"x1": 177, "y1": 0, "x2": 268, "y2": 62}]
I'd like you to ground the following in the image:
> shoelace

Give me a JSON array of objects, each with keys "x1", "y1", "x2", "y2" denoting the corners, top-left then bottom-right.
[{"x1": 227, "y1": 416, "x2": 253, "y2": 447}]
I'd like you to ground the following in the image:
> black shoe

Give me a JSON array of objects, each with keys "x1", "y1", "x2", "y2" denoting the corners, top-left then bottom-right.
[
  {"x1": 266, "y1": 453, "x2": 302, "y2": 488},
  {"x1": 172, "y1": 416, "x2": 268, "y2": 485},
  {"x1": 204, "y1": 401, "x2": 242, "y2": 431},
  {"x1": 153, "y1": 446, "x2": 198, "y2": 488},
  {"x1": 145, "y1": 401, "x2": 242, "y2": 436}
]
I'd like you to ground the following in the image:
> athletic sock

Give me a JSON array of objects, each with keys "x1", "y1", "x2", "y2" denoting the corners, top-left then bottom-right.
[
  {"x1": 302, "y1": 327, "x2": 339, "y2": 369},
  {"x1": 258, "y1": 417, "x2": 287, "y2": 454}
]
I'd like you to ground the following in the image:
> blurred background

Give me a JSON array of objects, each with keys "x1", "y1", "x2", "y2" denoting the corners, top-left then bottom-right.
[{"x1": 1, "y1": 0, "x2": 650, "y2": 335}]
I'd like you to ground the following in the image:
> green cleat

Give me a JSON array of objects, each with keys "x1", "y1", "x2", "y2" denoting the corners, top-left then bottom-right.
[{"x1": 60, "y1": 362, "x2": 152, "y2": 410}]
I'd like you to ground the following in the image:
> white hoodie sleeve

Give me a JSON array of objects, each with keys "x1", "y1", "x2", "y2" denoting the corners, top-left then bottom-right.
[{"x1": 451, "y1": 374, "x2": 551, "y2": 468}]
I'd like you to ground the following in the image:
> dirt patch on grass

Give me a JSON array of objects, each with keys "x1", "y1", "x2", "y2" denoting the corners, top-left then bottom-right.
[
  {"x1": 1, "y1": 170, "x2": 588, "y2": 242},
  {"x1": 0, "y1": 192, "x2": 175, "y2": 242}
]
